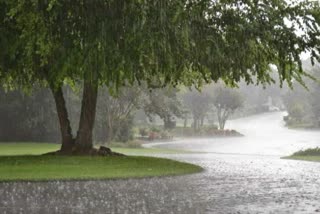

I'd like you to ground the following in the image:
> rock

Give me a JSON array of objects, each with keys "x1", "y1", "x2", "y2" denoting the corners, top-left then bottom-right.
[
  {"x1": 99, "y1": 146, "x2": 112, "y2": 155},
  {"x1": 98, "y1": 146, "x2": 125, "y2": 156}
]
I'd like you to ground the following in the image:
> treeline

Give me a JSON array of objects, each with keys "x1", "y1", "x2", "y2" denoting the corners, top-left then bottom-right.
[
  {"x1": 0, "y1": 87, "x2": 58, "y2": 142},
  {"x1": 283, "y1": 62, "x2": 320, "y2": 128},
  {"x1": 0, "y1": 83, "x2": 246, "y2": 143}
]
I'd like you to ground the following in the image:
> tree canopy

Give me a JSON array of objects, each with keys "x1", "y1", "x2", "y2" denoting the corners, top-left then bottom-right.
[{"x1": 2, "y1": 0, "x2": 320, "y2": 87}]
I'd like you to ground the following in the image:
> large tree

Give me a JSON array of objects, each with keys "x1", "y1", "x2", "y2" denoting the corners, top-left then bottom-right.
[{"x1": 1, "y1": 0, "x2": 320, "y2": 155}]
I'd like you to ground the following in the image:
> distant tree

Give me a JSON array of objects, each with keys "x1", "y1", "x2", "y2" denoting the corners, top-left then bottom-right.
[
  {"x1": 308, "y1": 65, "x2": 320, "y2": 126},
  {"x1": 96, "y1": 86, "x2": 142, "y2": 143},
  {"x1": 182, "y1": 88, "x2": 213, "y2": 131},
  {"x1": 143, "y1": 87, "x2": 184, "y2": 130},
  {"x1": 214, "y1": 87, "x2": 244, "y2": 130},
  {"x1": 283, "y1": 62, "x2": 320, "y2": 126},
  {"x1": 0, "y1": 87, "x2": 59, "y2": 142}
]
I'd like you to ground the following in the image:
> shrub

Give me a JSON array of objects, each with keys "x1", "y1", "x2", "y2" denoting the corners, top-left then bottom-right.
[{"x1": 292, "y1": 147, "x2": 320, "y2": 156}]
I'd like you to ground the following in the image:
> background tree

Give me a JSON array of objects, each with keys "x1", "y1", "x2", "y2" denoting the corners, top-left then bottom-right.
[
  {"x1": 0, "y1": 87, "x2": 59, "y2": 142},
  {"x1": 214, "y1": 87, "x2": 244, "y2": 130},
  {"x1": 182, "y1": 88, "x2": 213, "y2": 131},
  {"x1": 283, "y1": 60, "x2": 320, "y2": 126},
  {"x1": 95, "y1": 86, "x2": 142, "y2": 143},
  {"x1": 143, "y1": 87, "x2": 184, "y2": 130}
]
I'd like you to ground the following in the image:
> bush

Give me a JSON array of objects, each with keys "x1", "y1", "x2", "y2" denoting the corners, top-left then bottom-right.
[
  {"x1": 160, "y1": 130, "x2": 172, "y2": 139},
  {"x1": 148, "y1": 131, "x2": 160, "y2": 141},
  {"x1": 288, "y1": 104, "x2": 304, "y2": 121},
  {"x1": 292, "y1": 147, "x2": 320, "y2": 156},
  {"x1": 115, "y1": 116, "x2": 134, "y2": 142},
  {"x1": 150, "y1": 126, "x2": 161, "y2": 132}
]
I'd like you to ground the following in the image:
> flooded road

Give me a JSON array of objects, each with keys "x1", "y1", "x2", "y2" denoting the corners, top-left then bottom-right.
[
  {"x1": 148, "y1": 112, "x2": 320, "y2": 156},
  {"x1": 1, "y1": 112, "x2": 320, "y2": 213}
]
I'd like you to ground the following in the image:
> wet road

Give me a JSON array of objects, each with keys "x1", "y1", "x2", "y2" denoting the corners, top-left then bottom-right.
[
  {"x1": 1, "y1": 112, "x2": 320, "y2": 214},
  {"x1": 147, "y1": 112, "x2": 320, "y2": 156}
]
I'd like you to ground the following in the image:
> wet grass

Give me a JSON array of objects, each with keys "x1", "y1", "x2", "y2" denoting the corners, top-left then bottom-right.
[
  {"x1": 0, "y1": 143, "x2": 202, "y2": 181},
  {"x1": 283, "y1": 156, "x2": 320, "y2": 162},
  {"x1": 0, "y1": 143, "x2": 191, "y2": 156},
  {"x1": 0, "y1": 155, "x2": 203, "y2": 182},
  {"x1": 282, "y1": 147, "x2": 320, "y2": 162}
]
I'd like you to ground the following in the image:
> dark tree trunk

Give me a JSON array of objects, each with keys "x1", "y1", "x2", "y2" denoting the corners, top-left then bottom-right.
[
  {"x1": 75, "y1": 77, "x2": 98, "y2": 152},
  {"x1": 50, "y1": 85, "x2": 74, "y2": 153}
]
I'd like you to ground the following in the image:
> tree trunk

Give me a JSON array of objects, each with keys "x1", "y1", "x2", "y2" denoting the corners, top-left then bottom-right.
[
  {"x1": 164, "y1": 117, "x2": 170, "y2": 130},
  {"x1": 193, "y1": 117, "x2": 198, "y2": 132},
  {"x1": 217, "y1": 107, "x2": 224, "y2": 130},
  {"x1": 75, "y1": 76, "x2": 98, "y2": 152},
  {"x1": 105, "y1": 118, "x2": 114, "y2": 143},
  {"x1": 183, "y1": 116, "x2": 188, "y2": 128},
  {"x1": 220, "y1": 120, "x2": 225, "y2": 130},
  {"x1": 200, "y1": 117, "x2": 204, "y2": 127},
  {"x1": 50, "y1": 85, "x2": 74, "y2": 153}
]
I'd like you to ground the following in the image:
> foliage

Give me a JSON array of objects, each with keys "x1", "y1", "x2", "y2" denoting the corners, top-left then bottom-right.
[
  {"x1": 283, "y1": 61, "x2": 320, "y2": 127},
  {"x1": 292, "y1": 147, "x2": 320, "y2": 156},
  {"x1": 3, "y1": 0, "x2": 320, "y2": 90},
  {"x1": 95, "y1": 86, "x2": 141, "y2": 143},
  {"x1": 139, "y1": 128, "x2": 149, "y2": 137},
  {"x1": 143, "y1": 87, "x2": 185, "y2": 129},
  {"x1": 289, "y1": 104, "x2": 305, "y2": 121},
  {"x1": 182, "y1": 87, "x2": 213, "y2": 130},
  {"x1": 0, "y1": 87, "x2": 59, "y2": 142},
  {"x1": 115, "y1": 115, "x2": 135, "y2": 142}
]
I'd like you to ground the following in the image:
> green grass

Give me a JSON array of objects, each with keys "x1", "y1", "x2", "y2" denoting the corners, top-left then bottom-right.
[
  {"x1": 0, "y1": 143, "x2": 191, "y2": 156},
  {"x1": 282, "y1": 155, "x2": 320, "y2": 162},
  {"x1": 0, "y1": 155, "x2": 203, "y2": 182},
  {"x1": 282, "y1": 147, "x2": 320, "y2": 162},
  {"x1": 0, "y1": 143, "x2": 202, "y2": 181},
  {"x1": 0, "y1": 143, "x2": 60, "y2": 156}
]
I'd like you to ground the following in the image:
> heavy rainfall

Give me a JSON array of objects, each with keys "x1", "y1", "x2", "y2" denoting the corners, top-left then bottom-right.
[{"x1": 1, "y1": 0, "x2": 320, "y2": 213}]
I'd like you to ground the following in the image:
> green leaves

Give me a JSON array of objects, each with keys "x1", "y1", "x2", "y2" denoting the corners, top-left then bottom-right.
[{"x1": 1, "y1": 0, "x2": 320, "y2": 91}]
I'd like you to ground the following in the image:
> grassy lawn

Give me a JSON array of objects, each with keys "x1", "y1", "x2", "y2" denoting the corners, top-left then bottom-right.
[
  {"x1": 282, "y1": 156, "x2": 320, "y2": 162},
  {"x1": 0, "y1": 143, "x2": 190, "y2": 156},
  {"x1": 0, "y1": 143, "x2": 202, "y2": 181},
  {"x1": 282, "y1": 147, "x2": 320, "y2": 162}
]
